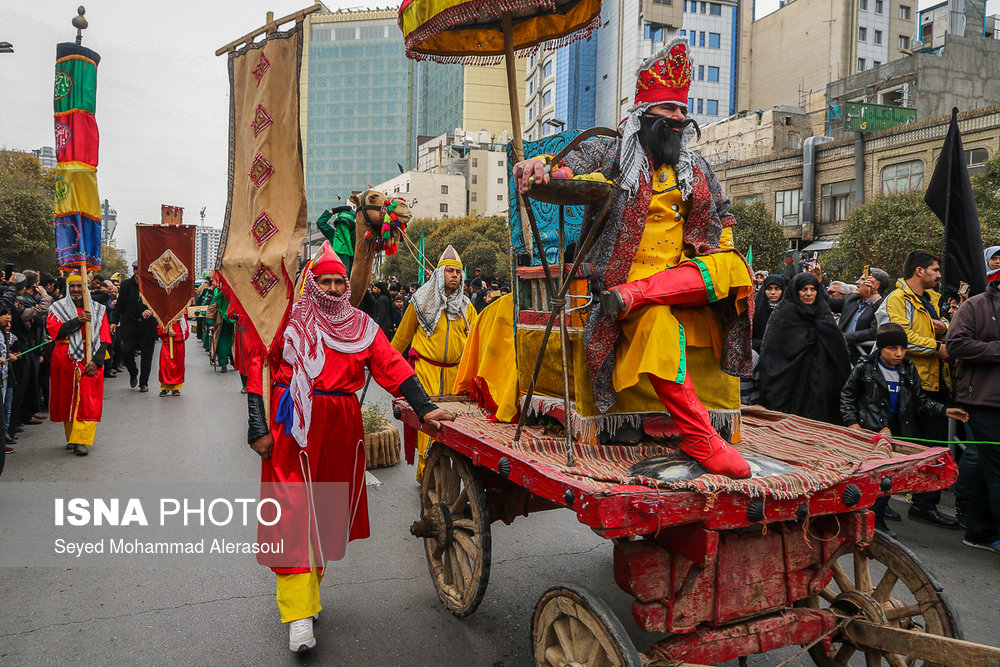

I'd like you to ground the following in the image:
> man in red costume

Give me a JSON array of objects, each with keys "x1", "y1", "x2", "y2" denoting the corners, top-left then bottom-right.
[
  {"x1": 515, "y1": 39, "x2": 752, "y2": 478},
  {"x1": 47, "y1": 274, "x2": 112, "y2": 456},
  {"x1": 246, "y1": 241, "x2": 452, "y2": 653},
  {"x1": 157, "y1": 315, "x2": 189, "y2": 396}
]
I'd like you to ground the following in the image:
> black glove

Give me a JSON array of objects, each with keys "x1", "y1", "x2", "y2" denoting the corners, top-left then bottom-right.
[
  {"x1": 247, "y1": 392, "x2": 269, "y2": 444},
  {"x1": 398, "y1": 375, "x2": 437, "y2": 421},
  {"x1": 56, "y1": 318, "x2": 84, "y2": 339}
]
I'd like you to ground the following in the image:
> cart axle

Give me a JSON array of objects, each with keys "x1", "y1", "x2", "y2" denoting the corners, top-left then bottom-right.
[{"x1": 842, "y1": 619, "x2": 1000, "y2": 665}]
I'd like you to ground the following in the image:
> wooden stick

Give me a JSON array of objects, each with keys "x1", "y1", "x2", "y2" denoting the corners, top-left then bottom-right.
[
  {"x1": 501, "y1": 12, "x2": 533, "y2": 257},
  {"x1": 80, "y1": 261, "x2": 92, "y2": 364},
  {"x1": 215, "y1": 3, "x2": 322, "y2": 55}
]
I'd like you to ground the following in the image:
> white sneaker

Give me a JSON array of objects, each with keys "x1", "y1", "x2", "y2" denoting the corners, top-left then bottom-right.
[{"x1": 288, "y1": 617, "x2": 316, "y2": 653}]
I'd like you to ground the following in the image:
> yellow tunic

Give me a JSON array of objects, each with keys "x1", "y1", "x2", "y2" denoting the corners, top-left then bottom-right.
[
  {"x1": 453, "y1": 294, "x2": 520, "y2": 423},
  {"x1": 613, "y1": 165, "x2": 753, "y2": 394},
  {"x1": 392, "y1": 300, "x2": 478, "y2": 479}
]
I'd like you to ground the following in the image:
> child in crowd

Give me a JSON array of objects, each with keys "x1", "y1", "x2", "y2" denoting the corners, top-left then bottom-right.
[{"x1": 841, "y1": 322, "x2": 969, "y2": 535}]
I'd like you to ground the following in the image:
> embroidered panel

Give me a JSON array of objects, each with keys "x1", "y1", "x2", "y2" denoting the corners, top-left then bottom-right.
[
  {"x1": 251, "y1": 210, "x2": 278, "y2": 246},
  {"x1": 251, "y1": 53, "x2": 270, "y2": 85},
  {"x1": 250, "y1": 264, "x2": 279, "y2": 298},
  {"x1": 248, "y1": 153, "x2": 274, "y2": 187},
  {"x1": 251, "y1": 104, "x2": 273, "y2": 137}
]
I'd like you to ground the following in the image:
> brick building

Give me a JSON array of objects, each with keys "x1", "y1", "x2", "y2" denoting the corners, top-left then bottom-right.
[{"x1": 714, "y1": 104, "x2": 1000, "y2": 249}]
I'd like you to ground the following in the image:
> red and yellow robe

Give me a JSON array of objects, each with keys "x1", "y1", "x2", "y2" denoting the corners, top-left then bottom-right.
[
  {"x1": 46, "y1": 305, "x2": 112, "y2": 438},
  {"x1": 157, "y1": 317, "x2": 189, "y2": 390},
  {"x1": 261, "y1": 327, "x2": 415, "y2": 575}
]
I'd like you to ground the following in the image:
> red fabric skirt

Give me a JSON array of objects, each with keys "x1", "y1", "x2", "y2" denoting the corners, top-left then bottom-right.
[
  {"x1": 49, "y1": 343, "x2": 104, "y2": 422},
  {"x1": 158, "y1": 337, "x2": 186, "y2": 385},
  {"x1": 259, "y1": 385, "x2": 368, "y2": 573}
]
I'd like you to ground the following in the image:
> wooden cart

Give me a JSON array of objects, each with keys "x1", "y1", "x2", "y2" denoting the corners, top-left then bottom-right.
[{"x1": 395, "y1": 398, "x2": 1000, "y2": 666}]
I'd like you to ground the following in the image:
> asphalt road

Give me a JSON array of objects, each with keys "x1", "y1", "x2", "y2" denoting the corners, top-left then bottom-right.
[{"x1": 1, "y1": 338, "x2": 997, "y2": 666}]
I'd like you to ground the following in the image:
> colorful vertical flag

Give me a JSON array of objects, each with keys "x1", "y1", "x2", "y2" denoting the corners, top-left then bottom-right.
[
  {"x1": 746, "y1": 245, "x2": 753, "y2": 268},
  {"x1": 53, "y1": 42, "x2": 102, "y2": 269},
  {"x1": 925, "y1": 108, "x2": 986, "y2": 297},
  {"x1": 418, "y1": 231, "x2": 426, "y2": 285}
]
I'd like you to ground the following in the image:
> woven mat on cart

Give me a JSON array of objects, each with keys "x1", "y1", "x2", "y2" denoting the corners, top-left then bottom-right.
[{"x1": 438, "y1": 402, "x2": 894, "y2": 500}]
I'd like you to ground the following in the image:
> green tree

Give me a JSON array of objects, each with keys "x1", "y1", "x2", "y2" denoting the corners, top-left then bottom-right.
[
  {"x1": 730, "y1": 200, "x2": 788, "y2": 273},
  {"x1": 823, "y1": 158, "x2": 1000, "y2": 283},
  {"x1": 99, "y1": 244, "x2": 128, "y2": 277},
  {"x1": 382, "y1": 215, "x2": 513, "y2": 285},
  {"x1": 972, "y1": 153, "x2": 1000, "y2": 247},
  {"x1": 0, "y1": 150, "x2": 56, "y2": 271},
  {"x1": 821, "y1": 192, "x2": 941, "y2": 282}
]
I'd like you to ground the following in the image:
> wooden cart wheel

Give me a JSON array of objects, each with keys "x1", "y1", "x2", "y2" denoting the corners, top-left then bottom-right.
[
  {"x1": 532, "y1": 584, "x2": 642, "y2": 667},
  {"x1": 415, "y1": 443, "x2": 491, "y2": 617},
  {"x1": 803, "y1": 530, "x2": 962, "y2": 667}
]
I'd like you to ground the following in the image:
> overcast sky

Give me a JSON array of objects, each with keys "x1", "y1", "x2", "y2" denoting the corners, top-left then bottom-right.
[
  {"x1": 0, "y1": 0, "x2": 366, "y2": 262},
  {"x1": 1, "y1": 1, "x2": 993, "y2": 262}
]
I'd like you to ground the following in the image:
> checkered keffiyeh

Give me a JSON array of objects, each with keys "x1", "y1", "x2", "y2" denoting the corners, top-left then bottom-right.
[
  {"x1": 410, "y1": 266, "x2": 470, "y2": 337},
  {"x1": 283, "y1": 272, "x2": 378, "y2": 447}
]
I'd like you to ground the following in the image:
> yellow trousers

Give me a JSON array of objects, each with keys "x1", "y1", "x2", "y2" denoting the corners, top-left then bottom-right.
[
  {"x1": 160, "y1": 383, "x2": 182, "y2": 391},
  {"x1": 275, "y1": 569, "x2": 324, "y2": 623},
  {"x1": 63, "y1": 420, "x2": 97, "y2": 447}
]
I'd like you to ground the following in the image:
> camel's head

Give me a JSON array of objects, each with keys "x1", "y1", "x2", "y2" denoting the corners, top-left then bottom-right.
[{"x1": 350, "y1": 189, "x2": 412, "y2": 257}]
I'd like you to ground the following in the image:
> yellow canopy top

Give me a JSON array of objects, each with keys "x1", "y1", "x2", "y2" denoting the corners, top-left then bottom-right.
[{"x1": 398, "y1": 0, "x2": 602, "y2": 64}]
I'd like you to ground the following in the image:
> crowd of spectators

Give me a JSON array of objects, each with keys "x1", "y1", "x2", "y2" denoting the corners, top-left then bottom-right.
[{"x1": 748, "y1": 247, "x2": 1000, "y2": 553}]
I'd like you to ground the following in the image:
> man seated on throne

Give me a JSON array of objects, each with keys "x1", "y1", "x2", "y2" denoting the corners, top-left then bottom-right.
[{"x1": 514, "y1": 39, "x2": 754, "y2": 479}]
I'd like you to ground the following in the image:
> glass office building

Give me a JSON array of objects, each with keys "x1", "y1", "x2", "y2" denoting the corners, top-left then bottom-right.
[{"x1": 303, "y1": 10, "x2": 462, "y2": 222}]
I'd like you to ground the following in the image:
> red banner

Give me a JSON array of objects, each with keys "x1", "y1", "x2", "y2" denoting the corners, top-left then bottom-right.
[{"x1": 136, "y1": 224, "x2": 196, "y2": 327}]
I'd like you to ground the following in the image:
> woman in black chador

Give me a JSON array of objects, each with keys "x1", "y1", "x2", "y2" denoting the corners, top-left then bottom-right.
[{"x1": 759, "y1": 272, "x2": 850, "y2": 423}]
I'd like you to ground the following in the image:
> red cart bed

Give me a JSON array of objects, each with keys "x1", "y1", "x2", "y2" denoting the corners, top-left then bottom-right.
[{"x1": 396, "y1": 397, "x2": 1000, "y2": 666}]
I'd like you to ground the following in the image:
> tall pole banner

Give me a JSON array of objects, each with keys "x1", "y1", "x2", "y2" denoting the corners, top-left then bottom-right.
[
  {"x1": 216, "y1": 19, "x2": 309, "y2": 356},
  {"x1": 54, "y1": 29, "x2": 102, "y2": 362}
]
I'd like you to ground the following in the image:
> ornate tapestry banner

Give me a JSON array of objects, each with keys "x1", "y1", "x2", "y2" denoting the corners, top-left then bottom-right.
[
  {"x1": 53, "y1": 42, "x2": 102, "y2": 269},
  {"x1": 218, "y1": 26, "x2": 308, "y2": 353},
  {"x1": 136, "y1": 224, "x2": 196, "y2": 328},
  {"x1": 161, "y1": 204, "x2": 183, "y2": 226}
]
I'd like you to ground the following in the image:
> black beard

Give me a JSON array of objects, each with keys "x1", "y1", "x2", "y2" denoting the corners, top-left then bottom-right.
[{"x1": 638, "y1": 114, "x2": 701, "y2": 169}]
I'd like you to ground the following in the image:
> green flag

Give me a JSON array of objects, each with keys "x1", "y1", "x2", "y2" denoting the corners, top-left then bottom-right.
[
  {"x1": 418, "y1": 231, "x2": 426, "y2": 285},
  {"x1": 746, "y1": 245, "x2": 753, "y2": 268}
]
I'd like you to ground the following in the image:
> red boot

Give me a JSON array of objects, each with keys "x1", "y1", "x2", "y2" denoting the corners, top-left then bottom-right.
[
  {"x1": 648, "y1": 373, "x2": 751, "y2": 479},
  {"x1": 600, "y1": 263, "x2": 711, "y2": 320}
]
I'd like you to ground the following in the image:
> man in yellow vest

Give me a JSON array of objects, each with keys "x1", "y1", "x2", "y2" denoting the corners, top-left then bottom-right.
[{"x1": 392, "y1": 245, "x2": 478, "y2": 479}]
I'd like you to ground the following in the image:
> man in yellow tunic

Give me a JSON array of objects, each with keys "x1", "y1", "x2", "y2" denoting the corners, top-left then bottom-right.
[
  {"x1": 392, "y1": 245, "x2": 478, "y2": 478},
  {"x1": 516, "y1": 39, "x2": 753, "y2": 478}
]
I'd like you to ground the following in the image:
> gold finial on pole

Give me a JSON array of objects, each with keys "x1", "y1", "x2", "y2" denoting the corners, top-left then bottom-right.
[{"x1": 72, "y1": 6, "x2": 88, "y2": 45}]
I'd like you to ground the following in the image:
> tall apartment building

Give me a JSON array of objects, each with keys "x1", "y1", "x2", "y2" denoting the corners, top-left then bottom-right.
[
  {"x1": 591, "y1": 1, "x2": 740, "y2": 129},
  {"x1": 524, "y1": 35, "x2": 598, "y2": 141},
  {"x1": 299, "y1": 10, "x2": 526, "y2": 229},
  {"x1": 679, "y1": 0, "x2": 741, "y2": 121},
  {"x1": 194, "y1": 225, "x2": 222, "y2": 278},
  {"x1": 31, "y1": 146, "x2": 56, "y2": 169},
  {"x1": 742, "y1": 0, "x2": 916, "y2": 111},
  {"x1": 416, "y1": 129, "x2": 511, "y2": 217},
  {"x1": 463, "y1": 62, "x2": 528, "y2": 137}
]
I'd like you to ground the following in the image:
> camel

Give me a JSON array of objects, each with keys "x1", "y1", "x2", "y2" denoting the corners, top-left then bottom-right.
[{"x1": 315, "y1": 188, "x2": 412, "y2": 308}]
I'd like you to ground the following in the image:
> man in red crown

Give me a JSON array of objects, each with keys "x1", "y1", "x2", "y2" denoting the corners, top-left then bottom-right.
[
  {"x1": 246, "y1": 241, "x2": 453, "y2": 653},
  {"x1": 515, "y1": 39, "x2": 754, "y2": 478}
]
